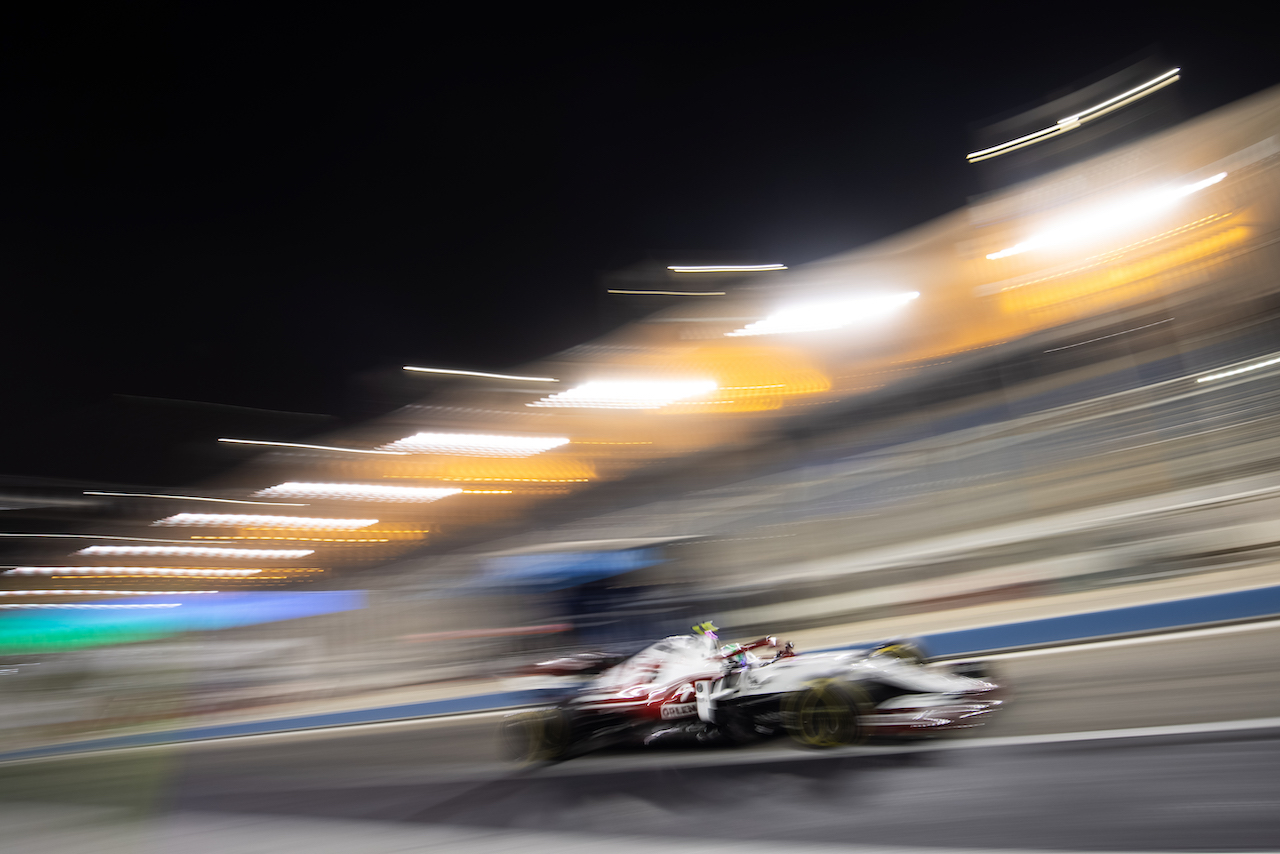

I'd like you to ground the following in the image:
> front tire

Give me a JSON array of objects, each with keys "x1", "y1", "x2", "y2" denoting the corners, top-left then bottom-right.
[{"x1": 784, "y1": 680, "x2": 866, "y2": 748}]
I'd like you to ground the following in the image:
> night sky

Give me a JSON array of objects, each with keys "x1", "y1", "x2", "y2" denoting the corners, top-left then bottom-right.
[{"x1": 4, "y1": 8, "x2": 1279, "y2": 485}]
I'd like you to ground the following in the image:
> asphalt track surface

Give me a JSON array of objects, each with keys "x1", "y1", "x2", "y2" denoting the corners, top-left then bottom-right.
[{"x1": 5, "y1": 621, "x2": 1280, "y2": 851}]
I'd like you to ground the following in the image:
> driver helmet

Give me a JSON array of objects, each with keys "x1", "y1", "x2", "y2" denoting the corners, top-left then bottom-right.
[
  {"x1": 718, "y1": 642, "x2": 750, "y2": 667},
  {"x1": 692, "y1": 620, "x2": 720, "y2": 652},
  {"x1": 692, "y1": 620, "x2": 719, "y2": 642}
]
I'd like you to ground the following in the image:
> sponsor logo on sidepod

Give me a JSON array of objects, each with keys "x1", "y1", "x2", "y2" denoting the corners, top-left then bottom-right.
[{"x1": 661, "y1": 702, "x2": 697, "y2": 719}]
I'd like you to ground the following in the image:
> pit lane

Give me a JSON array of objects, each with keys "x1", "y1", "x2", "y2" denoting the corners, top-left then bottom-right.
[{"x1": 5, "y1": 619, "x2": 1279, "y2": 851}]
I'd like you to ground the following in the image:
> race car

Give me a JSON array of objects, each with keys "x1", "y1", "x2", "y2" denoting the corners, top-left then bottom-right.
[{"x1": 502, "y1": 623, "x2": 1002, "y2": 762}]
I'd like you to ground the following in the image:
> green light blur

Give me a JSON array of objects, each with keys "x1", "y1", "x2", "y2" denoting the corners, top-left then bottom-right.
[{"x1": 0, "y1": 611, "x2": 182, "y2": 654}]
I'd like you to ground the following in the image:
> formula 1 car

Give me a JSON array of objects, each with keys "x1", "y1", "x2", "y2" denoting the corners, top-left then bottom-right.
[{"x1": 502, "y1": 624, "x2": 1002, "y2": 762}]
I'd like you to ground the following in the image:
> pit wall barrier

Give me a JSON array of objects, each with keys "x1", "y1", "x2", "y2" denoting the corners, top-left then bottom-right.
[{"x1": 912, "y1": 583, "x2": 1280, "y2": 657}]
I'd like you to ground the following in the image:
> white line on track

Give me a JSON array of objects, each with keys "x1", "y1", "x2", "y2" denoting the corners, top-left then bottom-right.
[{"x1": 912, "y1": 715, "x2": 1280, "y2": 754}]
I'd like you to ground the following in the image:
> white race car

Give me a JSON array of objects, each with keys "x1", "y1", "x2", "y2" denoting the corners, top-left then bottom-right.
[{"x1": 503, "y1": 625, "x2": 1002, "y2": 761}]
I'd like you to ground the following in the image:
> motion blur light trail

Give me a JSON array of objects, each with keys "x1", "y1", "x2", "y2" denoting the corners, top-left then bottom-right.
[
  {"x1": 152, "y1": 514, "x2": 380, "y2": 529},
  {"x1": 378, "y1": 432, "x2": 570, "y2": 457},
  {"x1": 527, "y1": 379, "x2": 719, "y2": 409},
  {"x1": 0, "y1": 590, "x2": 218, "y2": 597},
  {"x1": 985, "y1": 172, "x2": 1227, "y2": 259},
  {"x1": 966, "y1": 67, "x2": 1182, "y2": 162},
  {"x1": 666, "y1": 263, "x2": 787, "y2": 272},
  {"x1": 75, "y1": 546, "x2": 314, "y2": 558},
  {"x1": 218, "y1": 438, "x2": 407, "y2": 455},
  {"x1": 726, "y1": 291, "x2": 920, "y2": 337},
  {"x1": 8, "y1": 567, "x2": 263, "y2": 577},
  {"x1": 0, "y1": 591, "x2": 365, "y2": 653},
  {"x1": 607, "y1": 289, "x2": 727, "y2": 296},
  {"x1": 1196, "y1": 353, "x2": 1280, "y2": 382},
  {"x1": 401, "y1": 366, "x2": 560, "y2": 382},
  {"x1": 0, "y1": 603, "x2": 182, "y2": 609},
  {"x1": 84, "y1": 490, "x2": 309, "y2": 506},
  {"x1": 254, "y1": 483, "x2": 463, "y2": 502}
]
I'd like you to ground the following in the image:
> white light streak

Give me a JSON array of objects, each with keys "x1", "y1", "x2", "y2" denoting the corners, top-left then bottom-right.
[
  {"x1": 84, "y1": 491, "x2": 308, "y2": 507},
  {"x1": 608, "y1": 289, "x2": 727, "y2": 296},
  {"x1": 1197, "y1": 355, "x2": 1280, "y2": 383},
  {"x1": 985, "y1": 172, "x2": 1226, "y2": 260},
  {"x1": 1043, "y1": 318, "x2": 1174, "y2": 353},
  {"x1": 667, "y1": 264, "x2": 787, "y2": 273},
  {"x1": 967, "y1": 68, "x2": 1181, "y2": 163},
  {"x1": 153, "y1": 513, "x2": 378, "y2": 529},
  {"x1": 403, "y1": 366, "x2": 559, "y2": 382},
  {"x1": 727, "y1": 291, "x2": 920, "y2": 337},
  {"x1": 76, "y1": 546, "x2": 313, "y2": 558},
  {"x1": 219, "y1": 438, "x2": 406, "y2": 455},
  {"x1": 0, "y1": 590, "x2": 217, "y2": 597},
  {"x1": 968, "y1": 124, "x2": 1066, "y2": 162},
  {"x1": 378, "y1": 432, "x2": 570, "y2": 457},
  {"x1": 8, "y1": 567, "x2": 263, "y2": 577},
  {"x1": 527, "y1": 379, "x2": 718, "y2": 409},
  {"x1": 254, "y1": 483, "x2": 463, "y2": 503},
  {"x1": 0, "y1": 603, "x2": 184, "y2": 609},
  {"x1": 0, "y1": 533, "x2": 194, "y2": 543},
  {"x1": 1063, "y1": 67, "x2": 1181, "y2": 124}
]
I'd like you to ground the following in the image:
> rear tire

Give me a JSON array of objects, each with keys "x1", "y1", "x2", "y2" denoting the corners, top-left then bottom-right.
[
  {"x1": 501, "y1": 708, "x2": 572, "y2": 763},
  {"x1": 784, "y1": 680, "x2": 866, "y2": 748}
]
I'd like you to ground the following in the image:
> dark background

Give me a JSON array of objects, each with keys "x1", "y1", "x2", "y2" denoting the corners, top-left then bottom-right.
[{"x1": 3, "y1": 7, "x2": 1279, "y2": 485}]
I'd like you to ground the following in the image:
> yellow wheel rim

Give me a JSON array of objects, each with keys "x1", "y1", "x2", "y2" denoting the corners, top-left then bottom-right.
[
  {"x1": 787, "y1": 679, "x2": 862, "y2": 747},
  {"x1": 503, "y1": 710, "x2": 565, "y2": 763}
]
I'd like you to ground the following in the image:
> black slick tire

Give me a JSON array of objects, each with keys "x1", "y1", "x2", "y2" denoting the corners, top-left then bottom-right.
[
  {"x1": 783, "y1": 679, "x2": 866, "y2": 748},
  {"x1": 501, "y1": 708, "x2": 572, "y2": 763}
]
